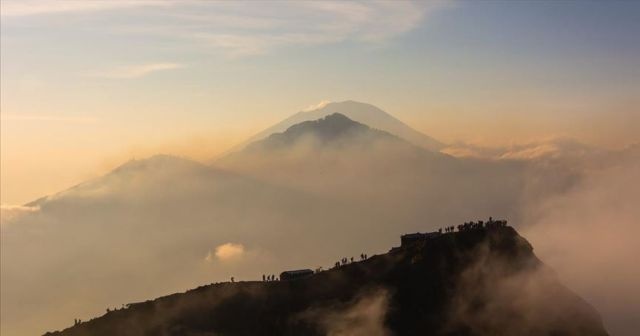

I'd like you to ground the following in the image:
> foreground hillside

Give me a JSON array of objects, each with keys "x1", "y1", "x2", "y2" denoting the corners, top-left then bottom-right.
[{"x1": 46, "y1": 225, "x2": 608, "y2": 336}]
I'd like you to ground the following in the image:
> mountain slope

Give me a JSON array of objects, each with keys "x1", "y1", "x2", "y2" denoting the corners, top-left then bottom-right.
[
  {"x1": 46, "y1": 225, "x2": 608, "y2": 336},
  {"x1": 2, "y1": 154, "x2": 378, "y2": 336},
  {"x1": 216, "y1": 113, "x2": 528, "y2": 227},
  {"x1": 231, "y1": 100, "x2": 444, "y2": 153}
]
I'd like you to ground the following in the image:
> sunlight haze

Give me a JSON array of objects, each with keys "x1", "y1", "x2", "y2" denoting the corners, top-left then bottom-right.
[
  {"x1": 1, "y1": 2, "x2": 639, "y2": 336},
  {"x1": 2, "y1": 1, "x2": 638, "y2": 204}
]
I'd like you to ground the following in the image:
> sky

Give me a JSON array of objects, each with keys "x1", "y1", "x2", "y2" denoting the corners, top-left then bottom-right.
[{"x1": 2, "y1": 0, "x2": 640, "y2": 205}]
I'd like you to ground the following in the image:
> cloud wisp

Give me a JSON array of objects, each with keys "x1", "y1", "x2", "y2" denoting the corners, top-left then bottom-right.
[
  {"x1": 86, "y1": 62, "x2": 185, "y2": 79},
  {"x1": 206, "y1": 243, "x2": 245, "y2": 263},
  {"x1": 0, "y1": 114, "x2": 99, "y2": 123},
  {"x1": 0, "y1": 0, "x2": 171, "y2": 17},
  {"x1": 2, "y1": 1, "x2": 451, "y2": 58},
  {"x1": 302, "y1": 100, "x2": 333, "y2": 112},
  {"x1": 190, "y1": 1, "x2": 448, "y2": 57}
]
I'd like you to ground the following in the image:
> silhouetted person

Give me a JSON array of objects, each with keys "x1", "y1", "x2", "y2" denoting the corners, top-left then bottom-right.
[
  {"x1": 231, "y1": 277, "x2": 234, "y2": 283},
  {"x1": 350, "y1": 257, "x2": 354, "y2": 263}
]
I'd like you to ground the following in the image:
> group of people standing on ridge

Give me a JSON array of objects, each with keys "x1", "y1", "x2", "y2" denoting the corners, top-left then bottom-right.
[
  {"x1": 333, "y1": 253, "x2": 368, "y2": 268},
  {"x1": 262, "y1": 274, "x2": 277, "y2": 281},
  {"x1": 439, "y1": 217, "x2": 507, "y2": 234}
]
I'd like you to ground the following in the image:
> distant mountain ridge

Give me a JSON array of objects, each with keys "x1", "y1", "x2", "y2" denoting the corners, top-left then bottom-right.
[
  {"x1": 45, "y1": 225, "x2": 608, "y2": 336},
  {"x1": 228, "y1": 100, "x2": 444, "y2": 154},
  {"x1": 243, "y1": 112, "x2": 403, "y2": 151}
]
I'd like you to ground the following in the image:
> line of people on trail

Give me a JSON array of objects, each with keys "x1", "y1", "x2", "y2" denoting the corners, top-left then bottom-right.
[
  {"x1": 333, "y1": 253, "x2": 368, "y2": 268},
  {"x1": 440, "y1": 226, "x2": 454, "y2": 233},
  {"x1": 262, "y1": 274, "x2": 278, "y2": 281},
  {"x1": 224, "y1": 218, "x2": 506, "y2": 286},
  {"x1": 226, "y1": 218, "x2": 506, "y2": 286},
  {"x1": 260, "y1": 252, "x2": 368, "y2": 283}
]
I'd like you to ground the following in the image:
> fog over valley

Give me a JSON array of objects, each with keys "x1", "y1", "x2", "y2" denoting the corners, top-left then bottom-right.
[{"x1": 1, "y1": 101, "x2": 638, "y2": 335}]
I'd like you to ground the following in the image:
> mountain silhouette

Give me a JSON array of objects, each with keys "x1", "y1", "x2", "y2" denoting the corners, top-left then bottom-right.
[
  {"x1": 229, "y1": 100, "x2": 444, "y2": 153},
  {"x1": 243, "y1": 112, "x2": 403, "y2": 151},
  {"x1": 25, "y1": 154, "x2": 217, "y2": 207},
  {"x1": 45, "y1": 225, "x2": 608, "y2": 336}
]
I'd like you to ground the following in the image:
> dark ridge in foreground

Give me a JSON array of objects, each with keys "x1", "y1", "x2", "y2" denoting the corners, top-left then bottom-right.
[{"x1": 46, "y1": 225, "x2": 608, "y2": 336}]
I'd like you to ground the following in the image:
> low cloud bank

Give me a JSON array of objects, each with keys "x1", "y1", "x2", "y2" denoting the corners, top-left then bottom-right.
[
  {"x1": 446, "y1": 241, "x2": 605, "y2": 335},
  {"x1": 442, "y1": 136, "x2": 601, "y2": 160},
  {"x1": 299, "y1": 288, "x2": 391, "y2": 336},
  {"x1": 523, "y1": 149, "x2": 640, "y2": 336},
  {"x1": 0, "y1": 204, "x2": 40, "y2": 226}
]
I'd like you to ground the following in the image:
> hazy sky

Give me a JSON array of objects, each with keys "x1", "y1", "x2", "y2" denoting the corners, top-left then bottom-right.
[{"x1": 2, "y1": 0, "x2": 639, "y2": 204}]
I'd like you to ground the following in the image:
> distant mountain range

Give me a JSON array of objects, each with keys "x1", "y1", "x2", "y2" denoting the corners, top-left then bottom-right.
[
  {"x1": 228, "y1": 100, "x2": 444, "y2": 154},
  {"x1": 44, "y1": 225, "x2": 608, "y2": 336}
]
